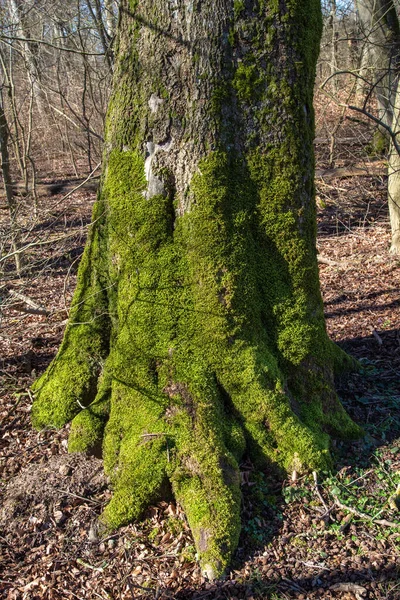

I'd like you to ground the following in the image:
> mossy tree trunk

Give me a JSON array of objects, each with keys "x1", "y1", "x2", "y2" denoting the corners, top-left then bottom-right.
[{"x1": 32, "y1": 0, "x2": 361, "y2": 579}]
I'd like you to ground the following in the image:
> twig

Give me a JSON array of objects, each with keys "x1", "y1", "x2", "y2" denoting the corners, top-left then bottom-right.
[
  {"x1": 312, "y1": 471, "x2": 329, "y2": 511},
  {"x1": 52, "y1": 162, "x2": 101, "y2": 204},
  {"x1": 54, "y1": 488, "x2": 102, "y2": 505},
  {"x1": 3, "y1": 289, "x2": 49, "y2": 316},
  {"x1": 0, "y1": 33, "x2": 106, "y2": 56},
  {"x1": 301, "y1": 561, "x2": 330, "y2": 571},
  {"x1": 347, "y1": 470, "x2": 374, "y2": 486},
  {"x1": 317, "y1": 255, "x2": 344, "y2": 267},
  {"x1": 0, "y1": 230, "x2": 87, "y2": 264},
  {"x1": 332, "y1": 495, "x2": 399, "y2": 527},
  {"x1": 76, "y1": 558, "x2": 105, "y2": 572},
  {"x1": 140, "y1": 433, "x2": 170, "y2": 439},
  {"x1": 372, "y1": 329, "x2": 383, "y2": 346},
  {"x1": 1, "y1": 392, "x2": 24, "y2": 420},
  {"x1": 329, "y1": 583, "x2": 367, "y2": 597}
]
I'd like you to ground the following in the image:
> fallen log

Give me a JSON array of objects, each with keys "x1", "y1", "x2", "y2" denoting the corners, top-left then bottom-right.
[
  {"x1": 316, "y1": 160, "x2": 386, "y2": 179},
  {"x1": 0, "y1": 176, "x2": 99, "y2": 206}
]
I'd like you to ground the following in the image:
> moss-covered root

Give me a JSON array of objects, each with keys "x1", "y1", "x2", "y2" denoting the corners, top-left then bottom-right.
[
  {"x1": 101, "y1": 434, "x2": 169, "y2": 529},
  {"x1": 95, "y1": 372, "x2": 242, "y2": 580},
  {"x1": 31, "y1": 330, "x2": 103, "y2": 429},
  {"x1": 31, "y1": 197, "x2": 110, "y2": 430},
  {"x1": 98, "y1": 423, "x2": 241, "y2": 579},
  {"x1": 171, "y1": 448, "x2": 241, "y2": 580},
  {"x1": 166, "y1": 376, "x2": 242, "y2": 579},
  {"x1": 68, "y1": 369, "x2": 112, "y2": 453},
  {"x1": 218, "y1": 348, "x2": 362, "y2": 474}
]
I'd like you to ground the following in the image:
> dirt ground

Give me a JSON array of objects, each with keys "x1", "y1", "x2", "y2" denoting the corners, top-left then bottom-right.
[{"x1": 1, "y1": 107, "x2": 400, "y2": 599}]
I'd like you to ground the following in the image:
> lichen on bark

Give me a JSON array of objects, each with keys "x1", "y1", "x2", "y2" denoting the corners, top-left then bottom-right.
[{"x1": 32, "y1": 0, "x2": 362, "y2": 579}]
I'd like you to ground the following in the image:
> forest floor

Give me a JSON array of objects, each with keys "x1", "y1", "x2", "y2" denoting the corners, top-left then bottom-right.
[{"x1": 1, "y1": 110, "x2": 400, "y2": 599}]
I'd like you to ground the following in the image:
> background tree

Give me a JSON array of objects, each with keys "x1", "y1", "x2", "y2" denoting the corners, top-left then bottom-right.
[
  {"x1": 316, "y1": 1, "x2": 400, "y2": 253},
  {"x1": 355, "y1": 0, "x2": 400, "y2": 252},
  {"x1": 0, "y1": 0, "x2": 117, "y2": 294},
  {"x1": 31, "y1": 0, "x2": 362, "y2": 579},
  {"x1": 0, "y1": 0, "x2": 117, "y2": 184}
]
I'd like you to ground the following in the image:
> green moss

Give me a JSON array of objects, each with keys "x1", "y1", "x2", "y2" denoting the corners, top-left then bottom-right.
[
  {"x1": 32, "y1": 0, "x2": 361, "y2": 580},
  {"x1": 68, "y1": 368, "x2": 112, "y2": 453},
  {"x1": 233, "y1": 63, "x2": 263, "y2": 103},
  {"x1": 68, "y1": 410, "x2": 105, "y2": 453},
  {"x1": 371, "y1": 129, "x2": 390, "y2": 156},
  {"x1": 166, "y1": 376, "x2": 242, "y2": 577},
  {"x1": 31, "y1": 199, "x2": 110, "y2": 429},
  {"x1": 233, "y1": 0, "x2": 245, "y2": 19},
  {"x1": 102, "y1": 435, "x2": 170, "y2": 529}
]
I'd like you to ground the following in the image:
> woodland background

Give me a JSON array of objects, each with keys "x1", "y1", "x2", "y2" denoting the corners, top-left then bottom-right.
[{"x1": 0, "y1": 2, "x2": 400, "y2": 599}]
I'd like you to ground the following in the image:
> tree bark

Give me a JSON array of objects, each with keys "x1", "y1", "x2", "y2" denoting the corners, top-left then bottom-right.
[
  {"x1": 355, "y1": 0, "x2": 400, "y2": 252},
  {"x1": 388, "y1": 81, "x2": 400, "y2": 252},
  {"x1": 104, "y1": 0, "x2": 118, "y2": 41},
  {"x1": 32, "y1": 0, "x2": 361, "y2": 578},
  {"x1": 329, "y1": 0, "x2": 339, "y2": 90},
  {"x1": 355, "y1": 0, "x2": 400, "y2": 130},
  {"x1": 8, "y1": 0, "x2": 47, "y2": 116},
  {"x1": 85, "y1": 0, "x2": 114, "y2": 70},
  {"x1": 0, "y1": 92, "x2": 22, "y2": 274}
]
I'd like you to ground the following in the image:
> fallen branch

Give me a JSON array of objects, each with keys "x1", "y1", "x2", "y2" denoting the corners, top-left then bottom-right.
[
  {"x1": 332, "y1": 494, "x2": 399, "y2": 528},
  {"x1": 317, "y1": 255, "x2": 343, "y2": 267},
  {"x1": 312, "y1": 471, "x2": 329, "y2": 512},
  {"x1": 316, "y1": 162, "x2": 386, "y2": 179},
  {"x1": 1, "y1": 289, "x2": 49, "y2": 316},
  {"x1": 329, "y1": 583, "x2": 367, "y2": 599},
  {"x1": 372, "y1": 329, "x2": 383, "y2": 346}
]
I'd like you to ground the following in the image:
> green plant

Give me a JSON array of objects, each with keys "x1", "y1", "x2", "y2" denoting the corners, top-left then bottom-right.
[{"x1": 282, "y1": 484, "x2": 311, "y2": 505}]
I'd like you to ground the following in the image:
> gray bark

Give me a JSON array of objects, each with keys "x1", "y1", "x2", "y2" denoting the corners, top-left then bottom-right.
[
  {"x1": 356, "y1": 0, "x2": 400, "y2": 252},
  {"x1": 388, "y1": 81, "x2": 400, "y2": 252},
  {"x1": 355, "y1": 0, "x2": 400, "y2": 127},
  {"x1": 8, "y1": 0, "x2": 47, "y2": 116},
  {"x1": 0, "y1": 92, "x2": 22, "y2": 274},
  {"x1": 104, "y1": 0, "x2": 118, "y2": 40}
]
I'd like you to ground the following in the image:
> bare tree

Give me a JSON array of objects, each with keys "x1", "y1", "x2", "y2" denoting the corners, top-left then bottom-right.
[{"x1": 0, "y1": 87, "x2": 21, "y2": 274}]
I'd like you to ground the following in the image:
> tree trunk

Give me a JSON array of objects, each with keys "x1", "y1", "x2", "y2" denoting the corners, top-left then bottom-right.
[
  {"x1": 355, "y1": 0, "x2": 400, "y2": 130},
  {"x1": 104, "y1": 0, "x2": 118, "y2": 41},
  {"x1": 0, "y1": 92, "x2": 22, "y2": 275},
  {"x1": 85, "y1": 0, "x2": 114, "y2": 70},
  {"x1": 329, "y1": 0, "x2": 339, "y2": 90},
  {"x1": 388, "y1": 81, "x2": 400, "y2": 252},
  {"x1": 32, "y1": 0, "x2": 361, "y2": 579},
  {"x1": 8, "y1": 0, "x2": 47, "y2": 117},
  {"x1": 356, "y1": 0, "x2": 400, "y2": 251}
]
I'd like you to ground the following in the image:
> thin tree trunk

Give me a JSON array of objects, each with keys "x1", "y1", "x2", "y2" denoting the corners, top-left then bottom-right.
[
  {"x1": 85, "y1": 0, "x2": 114, "y2": 70},
  {"x1": 8, "y1": 0, "x2": 47, "y2": 116},
  {"x1": 330, "y1": 0, "x2": 339, "y2": 90},
  {"x1": 0, "y1": 93, "x2": 22, "y2": 274},
  {"x1": 355, "y1": 0, "x2": 400, "y2": 127},
  {"x1": 356, "y1": 0, "x2": 400, "y2": 249},
  {"x1": 104, "y1": 0, "x2": 117, "y2": 40},
  {"x1": 388, "y1": 80, "x2": 400, "y2": 252}
]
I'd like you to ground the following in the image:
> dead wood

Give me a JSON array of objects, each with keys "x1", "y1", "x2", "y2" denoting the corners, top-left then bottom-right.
[
  {"x1": 0, "y1": 176, "x2": 99, "y2": 205},
  {"x1": 316, "y1": 160, "x2": 386, "y2": 179}
]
